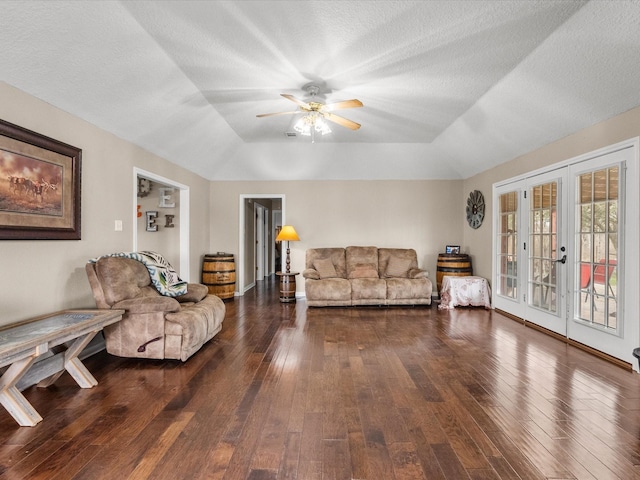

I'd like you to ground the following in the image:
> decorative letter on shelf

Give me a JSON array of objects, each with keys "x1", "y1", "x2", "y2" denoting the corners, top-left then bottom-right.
[
  {"x1": 146, "y1": 211, "x2": 158, "y2": 232},
  {"x1": 164, "y1": 215, "x2": 175, "y2": 228}
]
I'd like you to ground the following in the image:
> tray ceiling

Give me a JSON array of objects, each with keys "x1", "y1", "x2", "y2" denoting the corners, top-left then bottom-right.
[{"x1": 2, "y1": 1, "x2": 640, "y2": 180}]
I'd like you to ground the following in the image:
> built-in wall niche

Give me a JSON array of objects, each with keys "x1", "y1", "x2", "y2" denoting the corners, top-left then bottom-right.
[
  {"x1": 137, "y1": 177, "x2": 180, "y2": 265},
  {"x1": 137, "y1": 178, "x2": 179, "y2": 228}
]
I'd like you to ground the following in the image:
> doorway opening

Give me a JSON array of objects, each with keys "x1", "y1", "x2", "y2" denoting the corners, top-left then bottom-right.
[
  {"x1": 237, "y1": 194, "x2": 285, "y2": 295},
  {"x1": 133, "y1": 167, "x2": 190, "y2": 280}
]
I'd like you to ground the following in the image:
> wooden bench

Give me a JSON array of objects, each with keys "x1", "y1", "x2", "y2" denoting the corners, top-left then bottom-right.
[{"x1": 0, "y1": 309, "x2": 123, "y2": 426}]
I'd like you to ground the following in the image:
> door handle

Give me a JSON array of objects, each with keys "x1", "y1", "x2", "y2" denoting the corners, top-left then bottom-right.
[{"x1": 555, "y1": 255, "x2": 567, "y2": 264}]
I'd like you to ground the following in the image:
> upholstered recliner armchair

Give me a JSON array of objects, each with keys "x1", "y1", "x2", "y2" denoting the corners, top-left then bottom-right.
[{"x1": 85, "y1": 255, "x2": 225, "y2": 361}]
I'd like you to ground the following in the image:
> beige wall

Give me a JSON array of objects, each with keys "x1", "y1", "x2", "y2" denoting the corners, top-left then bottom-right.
[
  {"x1": 210, "y1": 180, "x2": 464, "y2": 294},
  {"x1": 462, "y1": 105, "x2": 640, "y2": 282},
  {"x1": 0, "y1": 82, "x2": 211, "y2": 326},
  {"x1": 6, "y1": 78, "x2": 638, "y2": 324}
]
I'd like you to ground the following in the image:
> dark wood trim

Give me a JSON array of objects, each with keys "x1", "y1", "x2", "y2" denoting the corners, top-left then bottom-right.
[
  {"x1": 565, "y1": 337, "x2": 632, "y2": 371},
  {"x1": 496, "y1": 308, "x2": 632, "y2": 371},
  {"x1": 494, "y1": 308, "x2": 524, "y2": 324}
]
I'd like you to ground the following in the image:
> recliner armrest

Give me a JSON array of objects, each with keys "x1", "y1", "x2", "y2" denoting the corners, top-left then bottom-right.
[
  {"x1": 112, "y1": 296, "x2": 181, "y2": 314},
  {"x1": 175, "y1": 283, "x2": 208, "y2": 303},
  {"x1": 302, "y1": 268, "x2": 320, "y2": 280},
  {"x1": 408, "y1": 268, "x2": 428, "y2": 279}
]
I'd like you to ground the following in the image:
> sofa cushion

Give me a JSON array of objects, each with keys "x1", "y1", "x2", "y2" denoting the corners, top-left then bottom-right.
[
  {"x1": 346, "y1": 246, "x2": 378, "y2": 278},
  {"x1": 166, "y1": 294, "x2": 225, "y2": 341},
  {"x1": 351, "y1": 278, "x2": 386, "y2": 301},
  {"x1": 306, "y1": 248, "x2": 347, "y2": 278},
  {"x1": 95, "y1": 257, "x2": 152, "y2": 305},
  {"x1": 314, "y1": 257, "x2": 338, "y2": 279},
  {"x1": 305, "y1": 277, "x2": 352, "y2": 301},
  {"x1": 348, "y1": 263, "x2": 379, "y2": 279},
  {"x1": 378, "y1": 248, "x2": 419, "y2": 278},
  {"x1": 386, "y1": 277, "x2": 431, "y2": 300},
  {"x1": 384, "y1": 255, "x2": 412, "y2": 278}
]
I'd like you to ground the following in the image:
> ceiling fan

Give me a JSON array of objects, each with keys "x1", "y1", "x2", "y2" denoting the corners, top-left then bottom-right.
[{"x1": 256, "y1": 84, "x2": 363, "y2": 132}]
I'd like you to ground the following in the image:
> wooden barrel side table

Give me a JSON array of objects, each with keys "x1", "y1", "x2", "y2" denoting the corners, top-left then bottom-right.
[
  {"x1": 202, "y1": 253, "x2": 236, "y2": 300},
  {"x1": 276, "y1": 272, "x2": 299, "y2": 303},
  {"x1": 436, "y1": 253, "x2": 472, "y2": 295}
]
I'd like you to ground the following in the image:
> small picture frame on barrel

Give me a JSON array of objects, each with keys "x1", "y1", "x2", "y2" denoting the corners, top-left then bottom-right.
[{"x1": 445, "y1": 245, "x2": 460, "y2": 254}]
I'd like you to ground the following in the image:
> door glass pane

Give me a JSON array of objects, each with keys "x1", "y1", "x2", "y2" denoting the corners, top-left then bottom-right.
[
  {"x1": 575, "y1": 167, "x2": 619, "y2": 331},
  {"x1": 580, "y1": 204, "x2": 592, "y2": 232},
  {"x1": 497, "y1": 191, "x2": 518, "y2": 299},
  {"x1": 529, "y1": 181, "x2": 558, "y2": 313}
]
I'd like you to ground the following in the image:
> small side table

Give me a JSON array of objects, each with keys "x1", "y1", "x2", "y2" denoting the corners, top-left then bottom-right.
[
  {"x1": 276, "y1": 271, "x2": 299, "y2": 303},
  {"x1": 438, "y1": 275, "x2": 491, "y2": 310}
]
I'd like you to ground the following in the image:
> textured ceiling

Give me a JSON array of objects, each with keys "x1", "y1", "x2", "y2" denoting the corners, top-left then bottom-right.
[{"x1": 2, "y1": 1, "x2": 640, "y2": 180}]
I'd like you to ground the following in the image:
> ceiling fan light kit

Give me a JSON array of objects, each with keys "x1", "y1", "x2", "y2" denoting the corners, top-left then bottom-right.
[
  {"x1": 257, "y1": 83, "x2": 362, "y2": 142},
  {"x1": 293, "y1": 112, "x2": 331, "y2": 139}
]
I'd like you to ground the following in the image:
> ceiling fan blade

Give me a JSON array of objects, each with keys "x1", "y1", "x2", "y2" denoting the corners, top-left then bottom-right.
[
  {"x1": 256, "y1": 111, "x2": 300, "y2": 118},
  {"x1": 322, "y1": 112, "x2": 361, "y2": 130},
  {"x1": 281, "y1": 94, "x2": 311, "y2": 109},
  {"x1": 321, "y1": 99, "x2": 363, "y2": 112}
]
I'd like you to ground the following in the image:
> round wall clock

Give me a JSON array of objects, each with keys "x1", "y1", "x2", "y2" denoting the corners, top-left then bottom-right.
[{"x1": 466, "y1": 190, "x2": 485, "y2": 229}]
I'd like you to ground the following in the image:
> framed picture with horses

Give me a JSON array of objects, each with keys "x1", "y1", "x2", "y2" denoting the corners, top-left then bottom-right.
[{"x1": 0, "y1": 119, "x2": 81, "y2": 239}]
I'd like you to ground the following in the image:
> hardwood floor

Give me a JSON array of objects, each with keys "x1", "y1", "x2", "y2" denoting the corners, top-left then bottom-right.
[{"x1": 1, "y1": 276, "x2": 640, "y2": 479}]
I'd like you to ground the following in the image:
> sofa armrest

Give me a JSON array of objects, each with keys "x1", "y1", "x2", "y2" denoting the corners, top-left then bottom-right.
[
  {"x1": 408, "y1": 268, "x2": 428, "y2": 279},
  {"x1": 302, "y1": 268, "x2": 321, "y2": 280},
  {"x1": 112, "y1": 296, "x2": 181, "y2": 314},
  {"x1": 175, "y1": 283, "x2": 208, "y2": 303}
]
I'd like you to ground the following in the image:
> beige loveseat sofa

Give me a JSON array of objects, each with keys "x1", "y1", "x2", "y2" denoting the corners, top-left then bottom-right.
[
  {"x1": 86, "y1": 255, "x2": 225, "y2": 361},
  {"x1": 303, "y1": 246, "x2": 432, "y2": 306}
]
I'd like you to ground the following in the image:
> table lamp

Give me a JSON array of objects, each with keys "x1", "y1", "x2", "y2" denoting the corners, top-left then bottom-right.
[{"x1": 276, "y1": 225, "x2": 300, "y2": 273}]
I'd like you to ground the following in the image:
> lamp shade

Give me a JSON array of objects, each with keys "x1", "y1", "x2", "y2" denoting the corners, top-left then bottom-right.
[{"x1": 276, "y1": 225, "x2": 300, "y2": 242}]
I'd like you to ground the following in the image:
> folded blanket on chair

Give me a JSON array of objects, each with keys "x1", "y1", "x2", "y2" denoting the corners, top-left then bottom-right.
[{"x1": 89, "y1": 251, "x2": 188, "y2": 297}]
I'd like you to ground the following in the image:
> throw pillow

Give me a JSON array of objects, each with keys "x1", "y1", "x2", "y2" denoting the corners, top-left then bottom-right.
[
  {"x1": 384, "y1": 256, "x2": 412, "y2": 278},
  {"x1": 348, "y1": 263, "x2": 379, "y2": 279},
  {"x1": 314, "y1": 258, "x2": 338, "y2": 279}
]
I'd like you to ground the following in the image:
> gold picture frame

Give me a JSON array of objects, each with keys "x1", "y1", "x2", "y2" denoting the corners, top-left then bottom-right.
[{"x1": 0, "y1": 119, "x2": 81, "y2": 240}]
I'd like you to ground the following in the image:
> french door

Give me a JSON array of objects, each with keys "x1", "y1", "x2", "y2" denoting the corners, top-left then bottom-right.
[
  {"x1": 493, "y1": 142, "x2": 639, "y2": 366},
  {"x1": 526, "y1": 170, "x2": 568, "y2": 335},
  {"x1": 494, "y1": 170, "x2": 567, "y2": 335},
  {"x1": 567, "y1": 151, "x2": 632, "y2": 357}
]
